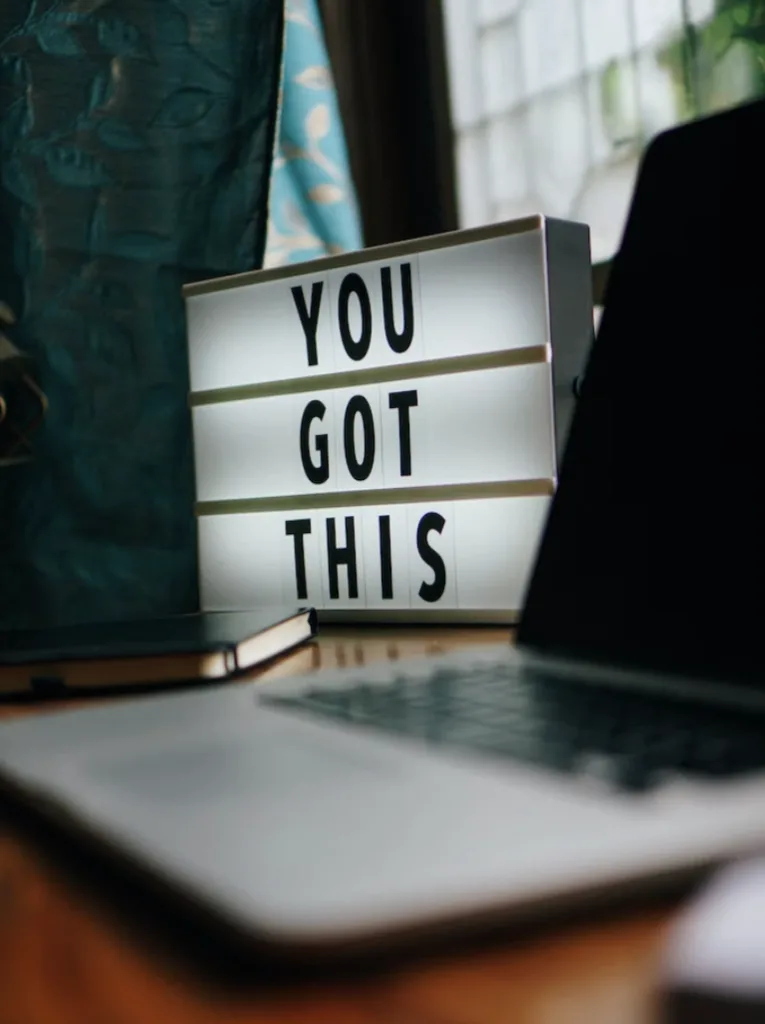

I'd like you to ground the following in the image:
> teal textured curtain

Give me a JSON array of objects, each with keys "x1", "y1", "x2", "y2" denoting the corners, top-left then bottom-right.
[
  {"x1": 0, "y1": 0, "x2": 284, "y2": 628},
  {"x1": 263, "y1": 0, "x2": 362, "y2": 267}
]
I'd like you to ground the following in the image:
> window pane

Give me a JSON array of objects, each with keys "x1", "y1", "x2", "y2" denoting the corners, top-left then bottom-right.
[
  {"x1": 581, "y1": 0, "x2": 632, "y2": 71},
  {"x1": 587, "y1": 61, "x2": 639, "y2": 163},
  {"x1": 480, "y1": 20, "x2": 523, "y2": 114},
  {"x1": 686, "y1": 0, "x2": 715, "y2": 24},
  {"x1": 527, "y1": 84, "x2": 589, "y2": 214},
  {"x1": 575, "y1": 160, "x2": 640, "y2": 261},
  {"x1": 478, "y1": 0, "x2": 523, "y2": 26},
  {"x1": 632, "y1": 0, "x2": 683, "y2": 50},
  {"x1": 443, "y1": 0, "x2": 483, "y2": 128},
  {"x1": 519, "y1": 0, "x2": 581, "y2": 95},
  {"x1": 486, "y1": 113, "x2": 529, "y2": 205},
  {"x1": 636, "y1": 48, "x2": 680, "y2": 137},
  {"x1": 455, "y1": 128, "x2": 492, "y2": 228}
]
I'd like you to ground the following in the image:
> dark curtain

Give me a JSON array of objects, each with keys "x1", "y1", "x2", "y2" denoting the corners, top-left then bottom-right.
[
  {"x1": 319, "y1": 0, "x2": 457, "y2": 248},
  {"x1": 0, "y1": 0, "x2": 284, "y2": 628}
]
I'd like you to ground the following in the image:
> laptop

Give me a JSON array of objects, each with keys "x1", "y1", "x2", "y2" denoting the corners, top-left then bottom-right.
[{"x1": 2, "y1": 99, "x2": 765, "y2": 959}]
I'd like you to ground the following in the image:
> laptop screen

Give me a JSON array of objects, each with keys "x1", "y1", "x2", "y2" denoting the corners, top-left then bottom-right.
[{"x1": 518, "y1": 99, "x2": 765, "y2": 685}]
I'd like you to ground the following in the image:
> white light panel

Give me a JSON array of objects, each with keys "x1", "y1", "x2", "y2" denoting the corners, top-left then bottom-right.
[
  {"x1": 198, "y1": 496, "x2": 552, "y2": 617},
  {"x1": 186, "y1": 229, "x2": 550, "y2": 394},
  {"x1": 192, "y1": 363, "x2": 556, "y2": 504}
]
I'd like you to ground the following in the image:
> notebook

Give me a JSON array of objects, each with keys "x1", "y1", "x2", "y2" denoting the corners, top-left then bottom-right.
[{"x1": 0, "y1": 608, "x2": 317, "y2": 696}]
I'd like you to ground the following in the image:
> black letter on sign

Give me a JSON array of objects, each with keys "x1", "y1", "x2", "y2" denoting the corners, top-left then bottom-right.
[
  {"x1": 291, "y1": 281, "x2": 323, "y2": 367},
  {"x1": 343, "y1": 395, "x2": 375, "y2": 481},
  {"x1": 326, "y1": 516, "x2": 358, "y2": 599},
  {"x1": 388, "y1": 389, "x2": 418, "y2": 477},
  {"x1": 417, "y1": 512, "x2": 446, "y2": 603},
  {"x1": 379, "y1": 514, "x2": 393, "y2": 600},
  {"x1": 338, "y1": 273, "x2": 372, "y2": 361},
  {"x1": 300, "y1": 400, "x2": 329, "y2": 485},
  {"x1": 381, "y1": 263, "x2": 414, "y2": 354},
  {"x1": 285, "y1": 519, "x2": 312, "y2": 600}
]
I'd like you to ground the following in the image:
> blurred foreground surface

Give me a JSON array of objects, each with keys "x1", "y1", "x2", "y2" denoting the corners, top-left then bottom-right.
[{"x1": 0, "y1": 626, "x2": 675, "y2": 1024}]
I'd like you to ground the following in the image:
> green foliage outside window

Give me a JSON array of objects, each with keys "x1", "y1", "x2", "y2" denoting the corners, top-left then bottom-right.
[{"x1": 666, "y1": 0, "x2": 765, "y2": 122}]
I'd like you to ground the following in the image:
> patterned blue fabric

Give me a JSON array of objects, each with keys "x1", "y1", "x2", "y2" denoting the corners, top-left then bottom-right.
[
  {"x1": 0, "y1": 0, "x2": 284, "y2": 628},
  {"x1": 263, "y1": 0, "x2": 362, "y2": 267}
]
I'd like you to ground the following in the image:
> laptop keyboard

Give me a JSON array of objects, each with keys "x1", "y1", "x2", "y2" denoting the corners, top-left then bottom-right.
[{"x1": 264, "y1": 659, "x2": 765, "y2": 793}]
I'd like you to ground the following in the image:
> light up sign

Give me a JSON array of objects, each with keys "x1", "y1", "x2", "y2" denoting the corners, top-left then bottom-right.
[{"x1": 184, "y1": 216, "x2": 592, "y2": 622}]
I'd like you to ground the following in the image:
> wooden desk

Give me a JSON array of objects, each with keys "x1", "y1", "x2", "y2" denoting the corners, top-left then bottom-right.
[{"x1": 0, "y1": 628, "x2": 676, "y2": 1024}]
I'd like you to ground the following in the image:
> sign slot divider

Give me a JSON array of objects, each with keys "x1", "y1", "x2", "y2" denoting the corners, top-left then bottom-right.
[
  {"x1": 189, "y1": 345, "x2": 550, "y2": 407},
  {"x1": 196, "y1": 478, "x2": 556, "y2": 517}
]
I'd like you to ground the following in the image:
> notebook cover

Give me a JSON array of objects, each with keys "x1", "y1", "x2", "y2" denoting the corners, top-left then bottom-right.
[{"x1": 0, "y1": 608, "x2": 316, "y2": 666}]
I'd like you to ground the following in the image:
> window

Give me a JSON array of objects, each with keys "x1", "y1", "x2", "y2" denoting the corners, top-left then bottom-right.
[{"x1": 443, "y1": 0, "x2": 765, "y2": 261}]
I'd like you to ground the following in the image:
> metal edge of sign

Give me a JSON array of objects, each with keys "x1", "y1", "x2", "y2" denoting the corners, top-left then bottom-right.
[
  {"x1": 540, "y1": 218, "x2": 595, "y2": 468},
  {"x1": 539, "y1": 220, "x2": 557, "y2": 478},
  {"x1": 182, "y1": 215, "x2": 547, "y2": 299},
  {"x1": 195, "y1": 479, "x2": 555, "y2": 517},
  {"x1": 189, "y1": 345, "x2": 551, "y2": 407}
]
